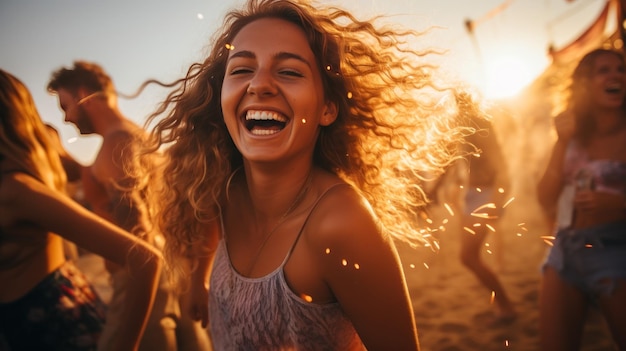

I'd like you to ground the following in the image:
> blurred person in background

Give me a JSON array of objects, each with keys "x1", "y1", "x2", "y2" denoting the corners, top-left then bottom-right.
[
  {"x1": 537, "y1": 48, "x2": 626, "y2": 351},
  {"x1": 47, "y1": 61, "x2": 210, "y2": 351},
  {"x1": 0, "y1": 68, "x2": 161, "y2": 351}
]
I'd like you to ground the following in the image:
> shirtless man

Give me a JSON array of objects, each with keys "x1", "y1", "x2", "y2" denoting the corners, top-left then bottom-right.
[{"x1": 47, "y1": 61, "x2": 205, "y2": 351}]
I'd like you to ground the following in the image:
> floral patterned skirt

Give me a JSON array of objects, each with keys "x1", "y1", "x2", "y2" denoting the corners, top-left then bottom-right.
[{"x1": 0, "y1": 260, "x2": 107, "y2": 351}]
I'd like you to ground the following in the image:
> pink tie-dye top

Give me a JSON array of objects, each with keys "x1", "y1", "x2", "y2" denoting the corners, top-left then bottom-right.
[{"x1": 563, "y1": 141, "x2": 626, "y2": 194}]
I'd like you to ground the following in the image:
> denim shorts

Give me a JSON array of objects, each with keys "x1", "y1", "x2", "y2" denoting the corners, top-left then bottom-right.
[{"x1": 543, "y1": 221, "x2": 626, "y2": 297}]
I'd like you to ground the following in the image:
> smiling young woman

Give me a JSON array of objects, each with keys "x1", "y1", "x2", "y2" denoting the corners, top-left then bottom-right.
[{"x1": 137, "y1": 0, "x2": 470, "y2": 350}]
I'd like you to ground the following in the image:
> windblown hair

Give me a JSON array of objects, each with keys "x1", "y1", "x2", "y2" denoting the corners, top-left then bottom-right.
[
  {"x1": 566, "y1": 48, "x2": 626, "y2": 145},
  {"x1": 142, "y1": 0, "x2": 467, "y2": 271},
  {"x1": 47, "y1": 60, "x2": 115, "y2": 95},
  {"x1": 0, "y1": 69, "x2": 66, "y2": 192}
]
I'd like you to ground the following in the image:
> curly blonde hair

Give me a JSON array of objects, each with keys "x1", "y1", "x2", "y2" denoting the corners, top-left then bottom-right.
[
  {"x1": 142, "y1": 0, "x2": 467, "y2": 272},
  {"x1": 0, "y1": 70, "x2": 66, "y2": 192},
  {"x1": 565, "y1": 48, "x2": 626, "y2": 145}
]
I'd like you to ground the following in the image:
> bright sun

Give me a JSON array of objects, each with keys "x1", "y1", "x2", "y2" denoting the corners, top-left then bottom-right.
[{"x1": 482, "y1": 55, "x2": 536, "y2": 100}]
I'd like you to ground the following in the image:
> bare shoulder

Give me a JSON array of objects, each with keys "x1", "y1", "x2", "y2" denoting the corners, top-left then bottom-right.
[
  {"x1": 94, "y1": 124, "x2": 145, "y2": 174},
  {"x1": 303, "y1": 182, "x2": 388, "y2": 255},
  {"x1": 0, "y1": 172, "x2": 50, "y2": 223},
  {"x1": 101, "y1": 124, "x2": 145, "y2": 150},
  {"x1": 0, "y1": 173, "x2": 22, "y2": 207},
  {"x1": 0, "y1": 172, "x2": 38, "y2": 200}
]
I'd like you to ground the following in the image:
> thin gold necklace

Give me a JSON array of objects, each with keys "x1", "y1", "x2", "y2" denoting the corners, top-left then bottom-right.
[{"x1": 244, "y1": 172, "x2": 313, "y2": 276}]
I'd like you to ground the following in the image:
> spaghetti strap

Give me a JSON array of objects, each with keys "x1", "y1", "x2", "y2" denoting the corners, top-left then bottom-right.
[{"x1": 284, "y1": 182, "x2": 351, "y2": 261}]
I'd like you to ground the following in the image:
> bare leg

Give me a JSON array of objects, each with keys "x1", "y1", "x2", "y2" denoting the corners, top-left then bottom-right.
[
  {"x1": 539, "y1": 267, "x2": 587, "y2": 351},
  {"x1": 460, "y1": 217, "x2": 515, "y2": 319},
  {"x1": 598, "y1": 278, "x2": 626, "y2": 350}
]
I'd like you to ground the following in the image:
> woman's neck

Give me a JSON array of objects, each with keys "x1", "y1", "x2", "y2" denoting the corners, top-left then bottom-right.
[
  {"x1": 242, "y1": 164, "x2": 314, "y2": 222},
  {"x1": 591, "y1": 108, "x2": 626, "y2": 136}
]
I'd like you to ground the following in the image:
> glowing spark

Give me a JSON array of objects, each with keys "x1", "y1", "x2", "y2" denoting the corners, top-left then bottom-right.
[
  {"x1": 354, "y1": 263, "x2": 360, "y2": 269},
  {"x1": 301, "y1": 118, "x2": 307, "y2": 124},
  {"x1": 426, "y1": 218, "x2": 433, "y2": 224},
  {"x1": 484, "y1": 243, "x2": 490, "y2": 247},
  {"x1": 68, "y1": 137, "x2": 78, "y2": 144},
  {"x1": 341, "y1": 259, "x2": 348, "y2": 266},
  {"x1": 516, "y1": 233, "x2": 522, "y2": 237},
  {"x1": 433, "y1": 241, "x2": 440, "y2": 251},
  {"x1": 498, "y1": 187, "x2": 505, "y2": 194},
  {"x1": 490, "y1": 291, "x2": 495, "y2": 304},
  {"x1": 463, "y1": 227, "x2": 476, "y2": 235},
  {"x1": 486, "y1": 249, "x2": 493, "y2": 255},
  {"x1": 326, "y1": 65, "x2": 331, "y2": 71},
  {"x1": 197, "y1": 13, "x2": 204, "y2": 20},
  {"x1": 476, "y1": 187, "x2": 482, "y2": 192},
  {"x1": 473, "y1": 223, "x2": 482, "y2": 227},
  {"x1": 225, "y1": 43, "x2": 235, "y2": 50},
  {"x1": 347, "y1": 92, "x2": 353, "y2": 99},
  {"x1": 472, "y1": 203, "x2": 496, "y2": 212},
  {"x1": 301, "y1": 294, "x2": 313, "y2": 303},
  {"x1": 442, "y1": 218, "x2": 449, "y2": 224},
  {"x1": 543, "y1": 239, "x2": 554, "y2": 247},
  {"x1": 503, "y1": 197, "x2": 515, "y2": 208},
  {"x1": 471, "y1": 212, "x2": 493, "y2": 219},
  {"x1": 423, "y1": 263, "x2": 430, "y2": 269},
  {"x1": 505, "y1": 340, "x2": 509, "y2": 347},
  {"x1": 444, "y1": 203, "x2": 455, "y2": 216},
  {"x1": 585, "y1": 244, "x2": 593, "y2": 248},
  {"x1": 325, "y1": 248, "x2": 331, "y2": 254},
  {"x1": 540, "y1": 235, "x2": 555, "y2": 240},
  {"x1": 409, "y1": 263, "x2": 416, "y2": 269},
  {"x1": 485, "y1": 224, "x2": 496, "y2": 232}
]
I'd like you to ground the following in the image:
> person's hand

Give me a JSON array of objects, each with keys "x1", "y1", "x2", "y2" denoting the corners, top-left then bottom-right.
[
  {"x1": 189, "y1": 279, "x2": 209, "y2": 328},
  {"x1": 553, "y1": 110, "x2": 576, "y2": 143}
]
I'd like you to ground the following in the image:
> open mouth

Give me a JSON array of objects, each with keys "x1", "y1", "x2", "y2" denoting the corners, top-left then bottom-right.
[
  {"x1": 245, "y1": 110, "x2": 288, "y2": 135},
  {"x1": 605, "y1": 83, "x2": 623, "y2": 95}
]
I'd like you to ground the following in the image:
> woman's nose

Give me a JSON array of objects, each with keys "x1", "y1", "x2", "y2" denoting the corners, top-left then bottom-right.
[{"x1": 246, "y1": 69, "x2": 277, "y2": 97}]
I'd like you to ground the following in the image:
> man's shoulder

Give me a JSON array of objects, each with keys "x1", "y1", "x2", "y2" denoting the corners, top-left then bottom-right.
[{"x1": 102, "y1": 121, "x2": 145, "y2": 141}]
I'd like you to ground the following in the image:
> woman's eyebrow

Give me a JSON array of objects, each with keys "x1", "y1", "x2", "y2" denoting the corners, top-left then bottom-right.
[{"x1": 228, "y1": 50, "x2": 311, "y2": 68}]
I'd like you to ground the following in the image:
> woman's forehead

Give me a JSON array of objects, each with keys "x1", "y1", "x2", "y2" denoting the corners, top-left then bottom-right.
[{"x1": 229, "y1": 18, "x2": 312, "y2": 54}]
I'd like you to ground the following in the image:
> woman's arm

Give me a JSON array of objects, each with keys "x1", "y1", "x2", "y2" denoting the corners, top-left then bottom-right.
[
  {"x1": 7, "y1": 173, "x2": 162, "y2": 351},
  {"x1": 315, "y1": 188, "x2": 419, "y2": 351},
  {"x1": 537, "y1": 112, "x2": 576, "y2": 217},
  {"x1": 537, "y1": 140, "x2": 568, "y2": 212}
]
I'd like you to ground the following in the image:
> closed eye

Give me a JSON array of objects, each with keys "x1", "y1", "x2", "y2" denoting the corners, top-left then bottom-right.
[
  {"x1": 279, "y1": 69, "x2": 304, "y2": 77},
  {"x1": 230, "y1": 67, "x2": 254, "y2": 75}
]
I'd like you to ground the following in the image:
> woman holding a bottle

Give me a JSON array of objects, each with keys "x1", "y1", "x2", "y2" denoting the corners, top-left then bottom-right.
[{"x1": 537, "y1": 48, "x2": 626, "y2": 351}]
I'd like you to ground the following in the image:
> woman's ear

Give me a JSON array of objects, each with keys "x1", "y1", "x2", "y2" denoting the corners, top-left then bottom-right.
[{"x1": 320, "y1": 101, "x2": 338, "y2": 126}]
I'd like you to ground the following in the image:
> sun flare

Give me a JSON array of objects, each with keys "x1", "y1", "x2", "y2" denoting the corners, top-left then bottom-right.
[{"x1": 482, "y1": 55, "x2": 536, "y2": 99}]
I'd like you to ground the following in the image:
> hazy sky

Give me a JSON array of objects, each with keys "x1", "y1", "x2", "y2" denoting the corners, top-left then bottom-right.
[{"x1": 0, "y1": 0, "x2": 606, "y2": 163}]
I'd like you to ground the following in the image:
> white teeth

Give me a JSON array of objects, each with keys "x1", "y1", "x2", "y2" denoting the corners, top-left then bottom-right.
[
  {"x1": 251, "y1": 129, "x2": 280, "y2": 136},
  {"x1": 246, "y1": 110, "x2": 287, "y2": 122}
]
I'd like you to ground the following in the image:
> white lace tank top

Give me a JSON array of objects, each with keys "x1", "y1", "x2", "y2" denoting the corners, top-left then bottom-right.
[{"x1": 208, "y1": 184, "x2": 366, "y2": 350}]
